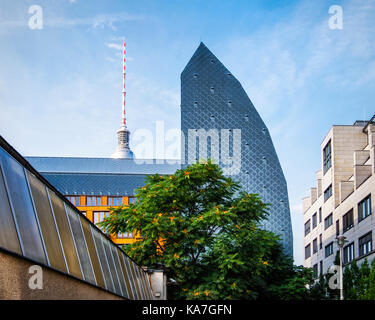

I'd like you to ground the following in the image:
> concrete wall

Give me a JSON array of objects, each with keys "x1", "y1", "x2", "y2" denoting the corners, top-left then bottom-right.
[{"x1": 0, "y1": 250, "x2": 123, "y2": 300}]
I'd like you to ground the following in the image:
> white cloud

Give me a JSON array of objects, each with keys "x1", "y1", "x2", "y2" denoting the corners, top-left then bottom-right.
[
  {"x1": 106, "y1": 43, "x2": 123, "y2": 51},
  {"x1": 0, "y1": 11, "x2": 144, "y2": 30}
]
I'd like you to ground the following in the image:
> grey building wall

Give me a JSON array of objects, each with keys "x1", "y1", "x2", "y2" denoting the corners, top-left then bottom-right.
[{"x1": 180, "y1": 42, "x2": 293, "y2": 256}]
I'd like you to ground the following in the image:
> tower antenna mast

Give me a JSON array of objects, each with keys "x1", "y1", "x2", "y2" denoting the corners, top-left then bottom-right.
[
  {"x1": 122, "y1": 41, "x2": 127, "y2": 127},
  {"x1": 111, "y1": 39, "x2": 134, "y2": 159}
]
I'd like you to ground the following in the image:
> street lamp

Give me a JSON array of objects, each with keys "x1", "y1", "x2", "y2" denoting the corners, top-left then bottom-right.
[{"x1": 336, "y1": 235, "x2": 347, "y2": 300}]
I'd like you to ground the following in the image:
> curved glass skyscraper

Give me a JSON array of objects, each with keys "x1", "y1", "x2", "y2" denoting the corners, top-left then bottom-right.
[{"x1": 181, "y1": 43, "x2": 293, "y2": 256}]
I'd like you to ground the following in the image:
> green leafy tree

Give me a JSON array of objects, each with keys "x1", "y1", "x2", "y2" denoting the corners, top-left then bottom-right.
[{"x1": 101, "y1": 161, "x2": 320, "y2": 300}]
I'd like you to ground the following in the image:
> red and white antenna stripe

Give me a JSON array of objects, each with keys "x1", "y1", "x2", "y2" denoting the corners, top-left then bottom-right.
[{"x1": 122, "y1": 41, "x2": 127, "y2": 126}]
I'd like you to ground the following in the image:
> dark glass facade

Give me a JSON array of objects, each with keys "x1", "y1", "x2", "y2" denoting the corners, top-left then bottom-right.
[{"x1": 181, "y1": 43, "x2": 293, "y2": 256}]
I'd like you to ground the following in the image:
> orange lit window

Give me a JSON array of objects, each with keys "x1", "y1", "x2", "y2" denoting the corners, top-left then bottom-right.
[
  {"x1": 87, "y1": 196, "x2": 101, "y2": 206},
  {"x1": 66, "y1": 195, "x2": 80, "y2": 206},
  {"x1": 93, "y1": 211, "x2": 109, "y2": 231},
  {"x1": 108, "y1": 196, "x2": 122, "y2": 206}
]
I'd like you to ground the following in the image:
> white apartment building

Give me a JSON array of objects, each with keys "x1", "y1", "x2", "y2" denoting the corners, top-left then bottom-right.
[{"x1": 303, "y1": 116, "x2": 375, "y2": 276}]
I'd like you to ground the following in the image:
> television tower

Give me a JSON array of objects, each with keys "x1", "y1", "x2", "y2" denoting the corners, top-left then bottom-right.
[{"x1": 111, "y1": 40, "x2": 135, "y2": 159}]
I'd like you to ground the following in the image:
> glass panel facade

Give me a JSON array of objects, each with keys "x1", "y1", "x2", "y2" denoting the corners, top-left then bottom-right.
[
  {"x1": 117, "y1": 249, "x2": 134, "y2": 300},
  {"x1": 102, "y1": 238, "x2": 122, "y2": 296},
  {"x1": 111, "y1": 246, "x2": 129, "y2": 298},
  {"x1": 128, "y1": 259, "x2": 142, "y2": 299},
  {"x1": 0, "y1": 147, "x2": 46, "y2": 264},
  {"x1": 140, "y1": 271, "x2": 151, "y2": 300},
  {"x1": 27, "y1": 172, "x2": 67, "y2": 272},
  {"x1": 91, "y1": 226, "x2": 115, "y2": 292},
  {"x1": 134, "y1": 266, "x2": 146, "y2": 300},
  {"x1": 122, "y1": 254, "x2": 138, "y2": 299},
  {"x1": 0, "y1": 164, "x2": 22, "y2": 255},
  {"x1": 48, "y1": 190, "x2": 82, "y2": 279},
  {"x1": 81, "y1": 218, "x2": 105, "y2": 288},
  {"x1": 66, "y1": 205, "x2": 96, "y2": 284},
  {"x1": 0, "y1": 141, "x2": 153, "y2": 300}
]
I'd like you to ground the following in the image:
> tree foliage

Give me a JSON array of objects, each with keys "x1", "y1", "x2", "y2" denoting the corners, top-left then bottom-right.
[
  {"x1": 100, "y1": 161, "x2": 318, "y2": 300},
  {"x1": 308, "y1": 256, "x2": 375, "y2": 300},
  {"x1": 343, "y1": 258, "x2": 375, "y2": 300}
]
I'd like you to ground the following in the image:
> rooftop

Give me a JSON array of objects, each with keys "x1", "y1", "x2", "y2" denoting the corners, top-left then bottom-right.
[{"x1": 25, "y1": 156, "x2": 181, "y2": 175}]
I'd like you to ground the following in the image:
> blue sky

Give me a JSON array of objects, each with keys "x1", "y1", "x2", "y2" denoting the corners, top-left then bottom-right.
[{"x1": 1, "y1": 0, "x2": 375, "y2": 264}]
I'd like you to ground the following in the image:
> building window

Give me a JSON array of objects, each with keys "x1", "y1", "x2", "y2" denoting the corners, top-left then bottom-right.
[
  {"x1": 80, "y1": 211, "x2": 86, "y2": 217},
  {"x1": 117, "y1": 232, "x2": 133, "y2": 239},
  {"x1": 305, "y1": 244, "x2": 311, "y2": 259},
  {"x1": 66, "y1": 195, "x2": 80, "y2": 206},
  {"x1": 312, "y1": 213, "x2": 317, "y2": 229},
  {"x1": 325, "y1": 242, "x2": 334, "y2": 258},
  {"x1": 319, "y1": 234, "x2": 322, "y2": 250},
  {"x1": 304, "y1": 220, "x2": 311, "y2": 236},
  {"x1": 313, "y1": 238, "x2": 318, "y2": 254},
  {"x1": 324, "y1": 185, "x2": 333, "y2": 202},
  {"x1": 93, "y1": 211, "x2": 109, "y2": 232},
  {"x1": 128, "y1": 197, "x2": 136, "y2": 204},
  {"x1": 343, "y1": 209, "x2": 354, "y2": 233},
  {"x1": 336, "y1": 219, "x2": 340, "y2": 237},
  {"x1": 343, "y1": 242, "x2": 355, "y2": 264},
  {"x1": 313, "y1": 264, "x2": 318, "y2": 277},
  {"x1": 87, "y1": 196, "x2": 101, "y2": 206},
  {"x1": 108, "y1": 196, "x2": 122, "y2": 206},
  {"x1": 319, "y1": 207, "x2": 322, "y2": 223},
  {"x1": 358, "y1": 195, "x2": 371, "y2": 223},
  {"x1": 323, "y1": 140, "x2": 332, "y2": 174},
  {"x1": 324, "y1": 213, "x2": 333, "y2": 230},
  {"x1": 320, "y1": 260, "x2": 323, "y2": 276},
  {"x1": 359, "y1": 232, "x2": 372, "y2": 257}
]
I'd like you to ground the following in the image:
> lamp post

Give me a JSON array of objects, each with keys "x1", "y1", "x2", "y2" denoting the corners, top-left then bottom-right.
[{"x1": 336, "y1": 235, "x2": 347, "y2": 300}]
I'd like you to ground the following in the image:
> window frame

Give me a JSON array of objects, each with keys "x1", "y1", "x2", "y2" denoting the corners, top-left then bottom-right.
[
  {"x1": 86, "y1": 196, "x2": 102, "y2": 206},
  {"x1": 359, "y1": 232, "x2": 372, "y2": 257},
  {"x1": 108, "y1": 196, "x2": 123, "y2": 207},
  {"x1": 325, "y1": 242, "x2": 334, "y2": 258},
  {"x1": 343, "y1": 242, "x2": 355, "y2": 264},
  {"x1": 304, "y1": 219, "x2": 311, "y2": 236},
  {"x1": 324, "y1": 184, "x2": 333, "y2": 202},
  {"x1": 66, "y1": 195, "x2": 80, "y2": 206},
  {"x1": 324, "y1": 213, "x2": 333, "y2": 230},
  {"x1": 319, "y1": 234, "x2": 323, "y2": 250},
  {"x1": 93, "y1": 211, "x2": 110, "y2": 232},
  {"x1": 323, "y1": 140, "x2": 332, "y2": 174},
  {"x1": 313, "y1": 238, "x2": 318, "y2": 254},
  {"x1": 312, "y1": 212, "x2": 317, "y2": 229},
  {"x1": 305, "y1": 243, "x2": 311, "y2": 260},
  {"x1": 343, "y1": 209, "x2": 354, "y2": 233},
  {"x1": 358, "y1": 194, "x2": 371, "y2": 223}
]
